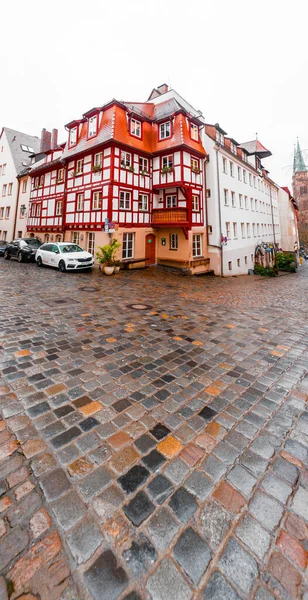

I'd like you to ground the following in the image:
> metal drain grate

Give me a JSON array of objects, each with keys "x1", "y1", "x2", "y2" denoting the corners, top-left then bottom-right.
[{"x1": 126, "y1": 303, "x2": 153, "y2": 310}]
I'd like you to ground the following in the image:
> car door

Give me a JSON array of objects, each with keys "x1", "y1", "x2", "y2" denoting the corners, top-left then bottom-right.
[
  {"x1": 41, "y1": 244, "x2": 52, "y2": 265},
  {"x1": 49, "y1": 244, "x2": 60, "y2": 267},
  {"x1": 10, "y1": 241, "x2": 19, "y2": 257}
]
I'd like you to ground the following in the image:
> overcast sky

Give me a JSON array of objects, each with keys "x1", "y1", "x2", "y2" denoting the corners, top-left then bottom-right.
[{"x1": 1, "y1": 0, "x2": 307, "y2": 187}]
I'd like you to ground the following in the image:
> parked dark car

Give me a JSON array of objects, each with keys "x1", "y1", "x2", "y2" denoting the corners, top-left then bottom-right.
[
  {"x1": 0, "y1": 240, "x2": 8, "y2": 257},
  {"x1": 4, "y1": 238, "x2": 42, "y2": 262}
]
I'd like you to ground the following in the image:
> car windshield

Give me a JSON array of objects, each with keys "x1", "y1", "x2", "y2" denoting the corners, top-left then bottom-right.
[
  {"x1": 25, "y1": 239, "x2": 41, "y2": 247},
  {"x1": 60, "y1": 244, "x2": 84, "y2": 253}
]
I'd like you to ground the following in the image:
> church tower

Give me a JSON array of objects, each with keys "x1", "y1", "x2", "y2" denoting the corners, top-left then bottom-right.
[{"x1": 292, "y1": 139, "x2": 308, "y2": 247}]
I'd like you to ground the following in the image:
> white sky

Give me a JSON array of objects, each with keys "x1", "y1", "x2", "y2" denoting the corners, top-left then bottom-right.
[{"x1": 1, "y1": 0, "x2": 307, "y2": 187}]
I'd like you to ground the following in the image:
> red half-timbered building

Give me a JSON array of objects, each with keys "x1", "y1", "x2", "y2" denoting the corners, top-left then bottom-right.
[{"x1": 27, "y1": 85, "x2": 209, "y2": 272}]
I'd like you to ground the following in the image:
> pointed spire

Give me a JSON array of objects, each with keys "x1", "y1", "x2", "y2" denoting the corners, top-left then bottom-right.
[{"x1": 293, "y1": 138, "x2": 307, "y2": 173}]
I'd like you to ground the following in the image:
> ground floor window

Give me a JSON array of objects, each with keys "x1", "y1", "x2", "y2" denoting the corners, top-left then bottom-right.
[
  {"x1": 17, "y1": 231, "x2": 22, "y2": 238},
  {"x1": 56, "y1": 235, "x2": 62, "y2": 242},
  {"x1": 192, "y1": 233, "x2": 202, "y2": 257},
  {"x1": 237, "y1": 258, "x2": 240, "y2": 267},
  {"x1": 72, "y1": 232, "x2": 80, "y2": 245},
  {"x1": 170, "y1": 233, "x2": 178, "y2": 250},
  {"x1": 87, "y1": 232, "x2": 95, "y2": 255},
  {"x1": 228, "y1": 261, "x2": 232, "y2": 271},
  {"x1": 44, "y1": 234, "x2": 50, "y2": 242},
  {"x1": 244, "y1": 256, "x2": 247, "y2": 264},
  {"x1": 122, "y1": 233, "x2": 134, "y2": 259}
]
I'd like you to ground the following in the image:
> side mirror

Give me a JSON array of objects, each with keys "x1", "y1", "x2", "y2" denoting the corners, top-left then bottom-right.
[{"x1": 55, "y1": 250, "x2": 60, "y2": 254}]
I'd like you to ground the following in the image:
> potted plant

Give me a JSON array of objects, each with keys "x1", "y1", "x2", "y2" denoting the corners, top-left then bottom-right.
[
  {"x1": 140, "y1": 170, "x2": 148, "y2": 176},
  {"x1": 96, "y1": 239, "x2": 121, "y2": 275},
  {"x1": 128, "y1": 166, "x2": 135, "y2": 172},
  {"x1": 92, "y1": 165, "x2": 102, "y2": 173},
  {"x1": 114, "y1": 259, "x2": 121, "y2": 273},
  {"x1": 161, "y1": 166, "x2": 173, "y2": 174},
  {"x1": 192, "y1": 167, "x2": 201, "y2": 174}
]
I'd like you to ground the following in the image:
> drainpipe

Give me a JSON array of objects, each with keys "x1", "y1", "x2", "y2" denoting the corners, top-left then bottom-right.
[
  {"x1": 269, "y1": 184, "x2": 276, "y2": 260},
  {"x1": 215, "y1": 145, "x2": 223, "y2": 276},
  {"x1": 13, "y1": 177, "x2": 21, "y2": 239}
]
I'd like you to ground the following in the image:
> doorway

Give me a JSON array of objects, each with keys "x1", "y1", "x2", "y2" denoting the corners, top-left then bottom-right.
[{"x1": 145, "y1": 234, "x2": 156, "y2": 264}]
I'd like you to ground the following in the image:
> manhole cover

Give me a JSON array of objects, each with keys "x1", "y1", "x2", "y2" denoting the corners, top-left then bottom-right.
[
  {"x1": 79, "y1": 286, "x2": 100, "y2": 293},
  {"x1": 126, "y1": 303, "x2": 153, "y2": 310}
]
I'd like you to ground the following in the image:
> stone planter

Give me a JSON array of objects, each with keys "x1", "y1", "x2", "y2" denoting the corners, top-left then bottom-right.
[
  {"x1": 103, "y1": 266, "x2": 114, "y2": 275},
  {"x1": 114, "y1": 266, "x2": 121, "y2": 273}
]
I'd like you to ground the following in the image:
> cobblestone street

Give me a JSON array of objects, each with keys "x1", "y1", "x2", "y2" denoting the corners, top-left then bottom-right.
[{"x1": 0, "y1": 260, "x2": 308, "y2": 600}]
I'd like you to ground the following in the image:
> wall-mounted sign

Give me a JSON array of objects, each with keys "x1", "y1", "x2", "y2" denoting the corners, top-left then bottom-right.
[{"x1": 161, "y1": 238, "x2": 166, "y2": 246}]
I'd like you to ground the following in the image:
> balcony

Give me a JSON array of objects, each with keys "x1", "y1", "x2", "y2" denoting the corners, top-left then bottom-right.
[{"x1": 152, "y1": 208, "x2": 189, "y2": 226}]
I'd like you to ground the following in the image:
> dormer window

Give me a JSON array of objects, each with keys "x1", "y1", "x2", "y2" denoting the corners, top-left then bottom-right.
[
  {"x1": 69, "y1": 127, "x2": 77, "y2": 147},
  {"x1": 88, "y1": 115, "x2": 97, "y2": 138},
  {"x1": 130, "y1": 118, "x2": 141, "y2": 138},
  {"x1": 191, "y1": 123, "x2": 199, "y2": 141},
  {"x1": 216, "y1": 130, "x2": 224, "y2": 145},
  {"x1": 159, "y1": 121, "x2": 171, "y2": 140}
]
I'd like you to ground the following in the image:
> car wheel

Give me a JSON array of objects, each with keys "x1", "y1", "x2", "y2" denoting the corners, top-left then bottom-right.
[
  {"x1": 58, "y1": 260, "x2": 66, "y2": 273},
  {"x1": 4, "y1": 250, "x2": 10, "y2": 260},
  {"x1": 37, "y1": 256, "x2": 43, "y2": 267},
  {"x1": 17, "y1": 252, "x2": 24, "y2": 263}
]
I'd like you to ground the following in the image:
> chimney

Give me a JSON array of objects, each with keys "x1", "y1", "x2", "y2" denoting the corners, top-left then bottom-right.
[
  {"x1": 40, "y1": 128, "x2": 52, "y2": 153},
  {"x1": 51, "y1": 129, "x2": 58, "y2": 150},
  {"x1": 157, "y1": 84, "x2": 169, "y2": 95}
]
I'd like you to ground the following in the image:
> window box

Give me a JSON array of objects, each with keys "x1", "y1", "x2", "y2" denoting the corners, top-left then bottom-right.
[
  {"x1": 140, "y1": 170, "x2": 149, "y2": 176},
  {"x1": 192, "y1": 167, "x2": 201, "y2": 174},
  {"x1": 92, "y1": 165, "x2": 102, "y2": 173},
  {"x1": 128, "y1": 166, "x2": 135, "y2": 172},
  {"x1": 161, "y1": 166, "x2": 173, "y2": 175}
]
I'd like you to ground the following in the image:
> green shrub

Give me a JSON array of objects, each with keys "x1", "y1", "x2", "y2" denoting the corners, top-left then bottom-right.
[
  {"x1": 275, "y1": 252, "x2": 296, "y2": 272},
  {"x1": 254, "y1": 263, "x2": 277, "y2": 277}
]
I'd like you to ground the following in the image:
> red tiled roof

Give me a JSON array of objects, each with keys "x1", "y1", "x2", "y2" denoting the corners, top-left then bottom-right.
[{"x1": 62, "y1": 101, "x2": 206, "y2": 159}]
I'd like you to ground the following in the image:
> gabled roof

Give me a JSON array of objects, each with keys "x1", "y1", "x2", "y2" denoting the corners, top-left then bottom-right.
[
  {"x1": 239, "y1": 139, "x2": 272, "y2": 158},
  {"x1": 62, "y1": 100, "x2": 206, "y2": 159},
  {"x1": 0, "y1": 127, "x2": 41, "y2": 174}
]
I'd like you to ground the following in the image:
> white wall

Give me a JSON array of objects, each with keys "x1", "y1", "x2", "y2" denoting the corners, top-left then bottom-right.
[
  {"x1": 202, "y1": 131, "x2": 281, "y2": 276},
  {"x1": 278, "y1": 188, "x2": 299, "y2": 252},
  {"x1": 0, "y1": 131, "x2": 18, "y2": 240}
]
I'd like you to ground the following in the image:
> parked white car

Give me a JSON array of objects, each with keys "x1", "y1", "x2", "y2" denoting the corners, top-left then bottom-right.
[{"x1": 36, "y1": 242, "x2": 94, "y2": 272}]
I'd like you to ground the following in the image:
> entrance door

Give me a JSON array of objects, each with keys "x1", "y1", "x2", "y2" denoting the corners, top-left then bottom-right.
[{"x1": 145, "y1": 234, "x2": 156, "y2": 264}]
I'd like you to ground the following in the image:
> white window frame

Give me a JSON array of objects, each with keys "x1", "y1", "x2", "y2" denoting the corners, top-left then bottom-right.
[
  {"x1": 130, "y1": 118, "x2": 141, "y2": 138},
  {"x1": 87, "y1": 232, "x2": 95, "y2": 255},
  {"x1": 226, "y1": 222, "x2": 231, "y2": 238},
  {"x1": 159, "y1": 121, "x2": 171, "y2": 140},
  {"x1": 192, "y1": 194, "x2": 200, "y2": 211},
  {"x1": 22, "y1": 180, "x2": 27, "y2": 193},
  {"x1": 241, "y1": 223, "x2": 245, "y2": 238},
  {"x1": 122, "y1": 232, "x2": 134, "y2": 259},
  {"x1": 231, "y1": 192, "x2": 236, "y2": 207},
  {"x1": 162, "y1": 155, "x2": 173, "y2": 169},
  {"x1": 192, "y1": 233, "x2": 202, "y2": 257},
  {"x1": 119, "y1": 190, "x2": 131, "y2": 210},
  {"x1": 5, "y1": 207, "x2": 10, "y2": 219},
  {"x1": 224, "y1": 189, "x2": 228, "y2": 205},
  {"x1": 76, "y1": 159, "x2": 83, "y2": 175},
  {"x1": 8, "y1": 183, "x2": 12, "y2": 195},
  {"x1": 139, "y1": 157, "x2": 148, "y2": 173},
  {"x1": 170, "y1": 233, "x2": 178, "y2": 250},
  {"x1": 238, "y1": 166, "x2": 241, "y2": 180},
  {"x1": 138, "y1": 194, "x2": 148, "y2": 211},
  {"x1": 166, "y1": 195, "x2": 177, "y2": 208},
  {"x1": 88, "y1": 115, "x2": 97, "y2": 138},
  {"x1": 31, "y1": 204, "x2": 36, "y2": 217},
  {"x1": 94, "y1": 152, "x2": 102, "y2": 168},
  {"x1": 243, "y1": 169, "x2": 247, "y2": 183},
  {"x1": 56, "y1": 201, "x2": 62, "y2": 216},
  {"x1": 233, "y1": 222, "x2": 237, "y2": 238},
  {"x1": 230, "y1": 161, "x2": 234, "y2": 177},
  {"x1": 191, "y1": 157, "x2": 200, "y2": 172},
  {"x1": 69, "y1": 127, "x2": 77, "y2": 146},
  {"x1": 239, "y1": 194, "x2": 243, "y2": 208},
  {"x1": 247, "y1": 223, "x2": 250, "y2": 237},
  {"x1": 72, "y1": 232, "x2": 79, "y2": 245},
  {"x1": 120, "y1": 151, "x2": 131, "y2": 168},
  {"x1": 223, "y1": 158, "x2": 227, "y2": 173},
  {"x1": 93, "y1": 191, "x2": 102, "y2": 210},
  {"x1": 39, "y1": 175, "x2": 44, "y2": 187},
  {"x1": 2, "y1": 184, "x2": 7, "y2": 196},
  {"x1": 57, "y1": 168, "x2": 64, "y2": 182},
  {"x1": 77, "y1": 193, "x2": 84, "y2": 212},
  {"x1": 2, "y1": 164, "x2": 6, "y2": 175},
  {"x1": 191, "y1": 123, "x2": 199, "y2": 141},
  {"x1": 36, "y1": 203, "x2": 41, "y2": 217}
]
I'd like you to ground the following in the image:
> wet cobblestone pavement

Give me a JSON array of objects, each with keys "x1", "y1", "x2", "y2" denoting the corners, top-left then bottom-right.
[{"x1": 0, "y1": 260, "x2": 308, "y2": 600}]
